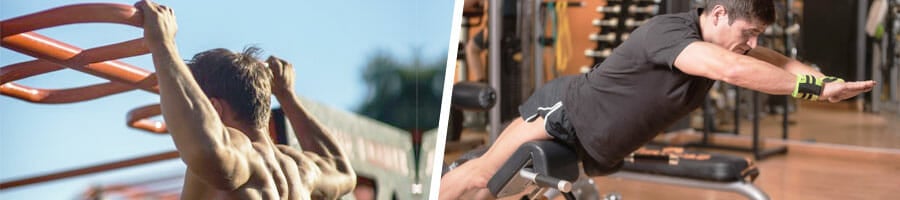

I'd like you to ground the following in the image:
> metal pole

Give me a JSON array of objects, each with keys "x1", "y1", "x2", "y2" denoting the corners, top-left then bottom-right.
[
  {"x1": 702, "y1": 95, "x2": 711, "y2": 144},
  {"x1": 534, "y1": 0, "x2": 544, "y2": 89},
  {"x1": 785, "y1": 0, "x2": 797, "y2": 59},
  {"x1": 489, "y1": 0, "x2": 503, "y2": 142},
  {"x1": 857, "y1": 0, "x2": 868, "y2": 105},
  {"x1": 459, "y1": 24, "x2": 469, "y2": 82},
  {"x1": 783, "y1": 0, "x2": 794, "y2": 140},
  {"x1": 752, "y1": 91, "x2": 760, "y2": 159},
  {"x1": 734, "y1": 86, "x2": 740, "y2": 135},
  {"x1": 0, "y1": 151, "x2": 180, "y2": 189}
]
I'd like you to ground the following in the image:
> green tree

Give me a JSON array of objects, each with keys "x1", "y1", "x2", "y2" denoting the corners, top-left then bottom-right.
[{"x1": 357, "y1": 49, "x2": 446, "y2": 133}]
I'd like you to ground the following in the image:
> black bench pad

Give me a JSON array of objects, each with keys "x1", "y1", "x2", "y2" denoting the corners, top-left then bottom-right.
[
  {"x1": 487, "y1": 141, "x2": 580, "y2": 197},
  {"x1": 622, "y1": 146, "x2": 758, "y2": 182}
]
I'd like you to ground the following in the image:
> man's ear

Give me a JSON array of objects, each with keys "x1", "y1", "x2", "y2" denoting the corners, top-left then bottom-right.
[
  {"x1": 210, "y1": 98, "x2": 226, "y2": 117},
  {"x1": 712, "y1": 5, "x2": 728, "y2": 26}
]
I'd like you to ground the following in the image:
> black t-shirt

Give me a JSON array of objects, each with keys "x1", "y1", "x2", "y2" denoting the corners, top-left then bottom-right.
[{"x1": 564, "y1": 9, "x2": 715, "y2": 171}]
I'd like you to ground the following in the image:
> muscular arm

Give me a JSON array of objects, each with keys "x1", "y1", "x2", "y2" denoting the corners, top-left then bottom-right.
[
  {"x1": 268, "y1": 57, "x2": 356, "y2": 198},
  {"x1": 746, "y1": 47, "x2": 825, "y2": 77},
  {"x1": 674, "y1": 42, "x2": 876, "y2": 101},
  {"x1": 138, "y1": 0, "x2": 250, "y2": 190},
  {"x1": 674, "y1": 41, "x2": 797, "y2": 95}
]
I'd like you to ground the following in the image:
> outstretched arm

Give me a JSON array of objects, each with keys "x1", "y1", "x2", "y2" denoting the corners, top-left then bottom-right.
[
  {"x1": 137, "y1": 0, "x2": 250, "y2": 190},
  {"x1": 268, "y1": 56, "x2": 356, "y2": 198},
  {"x1": 747, "y1": 47, "x2": 825, "y2": 77},
  {"x1": 674, "y1": 41, "x2": 875, "y2": 102}
]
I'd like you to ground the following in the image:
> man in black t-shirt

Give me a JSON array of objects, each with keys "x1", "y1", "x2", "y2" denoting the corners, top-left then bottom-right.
[{"x1": 439, "y1": 0, "x2": 876, "y2": 199}]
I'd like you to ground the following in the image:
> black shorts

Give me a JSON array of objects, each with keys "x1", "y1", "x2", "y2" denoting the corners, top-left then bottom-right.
[
  {"x1": 518, "y1": 76, "x2": 578, "y2": 147},
  {"x1": 519, "y1": 76, "x2": 624, "y2": 176}
]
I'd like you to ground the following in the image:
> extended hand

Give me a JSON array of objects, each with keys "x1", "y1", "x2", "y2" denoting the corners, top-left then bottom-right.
[
  {"x1": 820, "y1": 80, "x2": 876, "y2": 103},
  {"x1": 267, "y1": 56, "x2": 295, "y2": 97},
  {"x1": 135, "y1": 0, "x2": 177, "y2": 46}
]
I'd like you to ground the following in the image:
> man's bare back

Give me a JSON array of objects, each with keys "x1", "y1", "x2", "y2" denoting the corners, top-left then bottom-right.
[
  {"x1": 181, "y1": 133, "x2": 320, "y2": 199},
  {"x1": 135, "y1": 0, "x2": 355, "y2": 199}
]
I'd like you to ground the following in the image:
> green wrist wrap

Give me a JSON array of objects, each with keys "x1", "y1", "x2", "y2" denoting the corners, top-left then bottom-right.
[
  {"x1": 792, "y1": 75, "x2": 824, "y2": 101},
  {"x1": 792, "y1": 75, "x2": 844, "y2": 101}
]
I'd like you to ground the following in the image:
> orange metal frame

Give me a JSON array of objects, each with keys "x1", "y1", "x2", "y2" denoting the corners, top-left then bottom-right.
[{"x1": 0, "y1": 3, "x2": 174, "y2": 190}]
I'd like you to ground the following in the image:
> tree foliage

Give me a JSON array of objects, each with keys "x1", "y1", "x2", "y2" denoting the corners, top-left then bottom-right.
[{"x1": 357, "y1": 49, "x2": 446, "y2": 133}]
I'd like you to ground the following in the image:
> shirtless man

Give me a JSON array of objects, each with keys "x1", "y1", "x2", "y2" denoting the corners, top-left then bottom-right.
[{"x1": 136, "y1": 0, "x2": 355, "y2": 199}]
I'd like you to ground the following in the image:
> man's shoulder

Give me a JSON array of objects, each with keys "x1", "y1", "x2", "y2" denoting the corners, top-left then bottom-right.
[
  {"x1": 631, "y1": 10, "x2": 701, "y2": 43},
  {"x1": 644, "y1": 11, "x2": 697, "y2": 29}
]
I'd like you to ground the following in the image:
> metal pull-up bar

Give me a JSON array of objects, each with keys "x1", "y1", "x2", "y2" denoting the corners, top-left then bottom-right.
[
  {"x1": 0, "y1": 3, "x2": 166, "y2": 133},
  {"x1": 0, "y1": 151, "x2": 180, "y2": 190},
  {"x1": 0, "y1": 3, "x2": 176, "y2": 190}
]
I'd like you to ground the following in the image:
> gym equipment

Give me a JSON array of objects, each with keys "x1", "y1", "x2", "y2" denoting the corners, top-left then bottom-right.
[
  {"x1": 592, "y1": 18, "x2": 619, "y2": 27},
  {"x1": 444, "y1": 143, "x2": 587, "y2": 199},
  {"x1": 589, "y1": 32, "x2": 618, "y2": 42},
  {"x1": 488, "y1": 141, "x2": 580, "y2": 199},
  {"x1": 611, "y1": 146, "x2": 767, "y2": 200},
  {"x1": 868, "y1": 0, "x2": 900, "y2": 114},
  {"x1": 0, "y1": 4, "x2": 176, "y2": 190},
  {"x1": 590, "y1": 32, "x2": 630, "y2": 43},
  {"x1": 585, "y1": 49, "x2": 612, "y2": 58},
  {"x1": 628, "y1": 5, "x2": 659, "y2": 15},
  {"x1": 586, "y1": 0, "x2": 667, "y2": 67},
  {"x1": 451, "y1": 82, "x2": 497, "y2": 111},
  {"x1": 484, "y1": 0, "x2": 586, "y2": 142},
  {"x1": 596, "y1": 5, "x2": 659, "y2": 15},
  {"x1": 596, "y1": 6, "x2": 623, "y2": 14},
  {"x1": 447, "y1": 141, "x2": 769, "y2": 199},
  {"x1": 681, "y1": 89, "x2": 790, "y2": 160},
  {"x1": 448, "y1": 81, "x2": 496, "y2": 141},
  {"x1": 0, "y1": 3, "x2": 167, "y2": 134},
  {"x1": 1, "y1": 4, "x2": 151, "y2": 101}
]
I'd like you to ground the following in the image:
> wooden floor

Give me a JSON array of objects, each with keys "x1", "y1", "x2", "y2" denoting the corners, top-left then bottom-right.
[
  {"x1": 592, "y1": 138, "x2": 900, "y2": 200},
  {"x1": 723, "y1": 101, "x2": 900, "y2": 149},
  {"x1": 443, "y1": 102, "x2": 900, "y2": 200}
]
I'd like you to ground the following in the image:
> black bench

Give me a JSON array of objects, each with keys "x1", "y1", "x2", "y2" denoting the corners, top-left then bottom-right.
[
  {"x1": 612, "y1": 145, "x2": 768, "y2": 200},
  {"x1": 487, "y1": 141, "x2": 581, "y2": 199},
  {"x1": 447, "y1": 141, "x2": 770, "y2": 200}
]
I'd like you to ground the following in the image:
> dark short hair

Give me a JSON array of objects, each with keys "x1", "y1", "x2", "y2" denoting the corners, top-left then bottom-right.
[
  {"x1": 188, "y1": 47, "x2": 271, "y2": 128},
  {"x1": 703, "y1": 0, "x2": 775, "y2": 25}
]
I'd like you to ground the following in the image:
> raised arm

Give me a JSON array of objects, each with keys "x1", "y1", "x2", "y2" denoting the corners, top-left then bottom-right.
[
  {"x1": 746, "y1": 46, "x2": 825, "y2": 77},
  {"x1": 137, "y1": 0, "x2": 250, "y2": 190},
  {"x1": 674, "y1": 41, "x2": 875, "y2": 102},
  {"x1": 267, "y1": 56, "x2": 356, "y2": 198}
]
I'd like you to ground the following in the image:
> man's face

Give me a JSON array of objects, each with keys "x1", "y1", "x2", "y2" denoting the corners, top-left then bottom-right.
[{"x1": 714, "y1": 17, "x2": 767, "y2": 54}]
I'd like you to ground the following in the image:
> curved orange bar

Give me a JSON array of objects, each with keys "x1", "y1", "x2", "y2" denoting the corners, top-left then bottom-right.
[
  {"x1": 0, "y1": 82, "x2": 138, "y2": 104},
  {"x1": 0, "y1": 3, "x2": 142, "y2": 38},
  {"x1": 126, "y1": 104, "x2": 167, "y2": 134},
  {"x1": 1, "y1": 3, "x2": 156, "y2": 103},
  {"x1": 0, "y1": 3, "x2": 173, "y2": 190},
  {"x1": 1, "y1": 33, "x2": 155, "y2": 90},
  {"x1": 0, "y1": 60, "x2": 65, "y2": 85}
]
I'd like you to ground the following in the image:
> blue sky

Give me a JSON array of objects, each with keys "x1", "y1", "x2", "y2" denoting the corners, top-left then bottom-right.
[{"x1": 0, "y1": 0, "x2": 453, "y2": 199}]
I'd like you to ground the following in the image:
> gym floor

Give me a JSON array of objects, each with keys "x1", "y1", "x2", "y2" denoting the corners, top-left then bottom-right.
[{"x1": 444, "y1": 101, "x2": 900, "y2": 199}]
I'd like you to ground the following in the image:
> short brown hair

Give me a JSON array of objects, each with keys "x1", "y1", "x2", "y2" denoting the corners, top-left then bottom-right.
[
  {"x1": 188, "y1": 47, "x2": 271, "y2": 128},
  {"x1": 703, "y1": 0, "x2": 775, "y2": 25}
]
